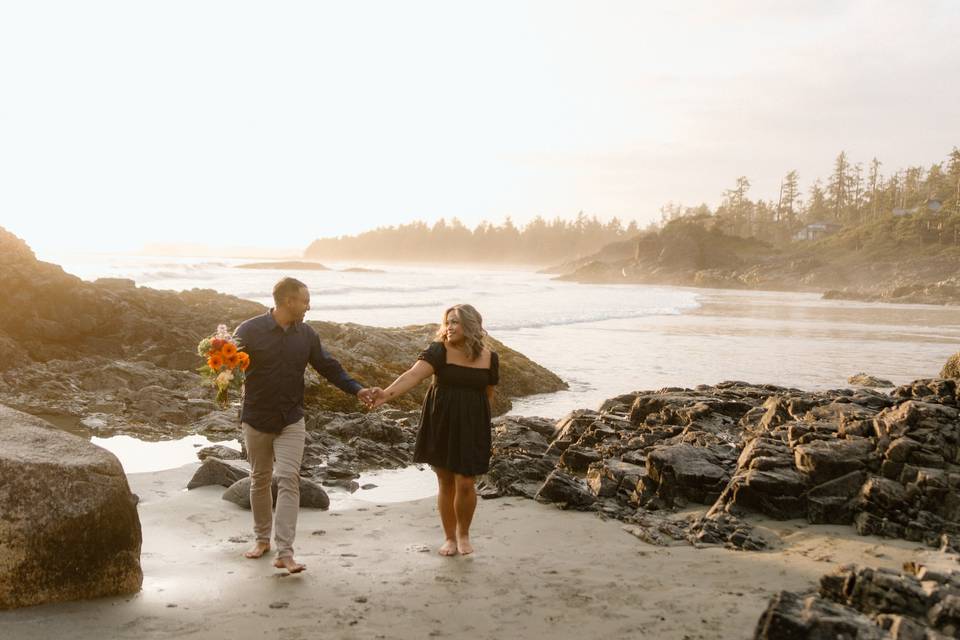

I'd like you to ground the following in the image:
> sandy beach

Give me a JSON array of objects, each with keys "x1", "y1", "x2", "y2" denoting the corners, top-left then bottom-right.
[{"x1": 2, "y1": 464, "x2": 954, "y2": 640}]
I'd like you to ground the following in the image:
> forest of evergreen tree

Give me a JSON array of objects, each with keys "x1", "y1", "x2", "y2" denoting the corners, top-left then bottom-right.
[{"x1": 304, "y1": 147, "x2": 960, "y2": 264}]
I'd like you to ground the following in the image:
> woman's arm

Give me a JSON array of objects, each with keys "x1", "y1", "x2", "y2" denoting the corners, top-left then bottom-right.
[
  {"x1": 486, "y1": 385, "x2": 495, "y2": 404},
  {"x1": 374, "y1": 360, "x2": 435, "y2": 407}
]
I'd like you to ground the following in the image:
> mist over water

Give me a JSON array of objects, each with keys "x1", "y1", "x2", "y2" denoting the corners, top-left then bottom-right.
[{"x1": 52, "y1": 253, "x2": 960, "y2": 422}]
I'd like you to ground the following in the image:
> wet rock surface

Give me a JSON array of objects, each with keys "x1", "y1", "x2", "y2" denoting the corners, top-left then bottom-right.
[
  {"x1": 754, "y1": 563, "x2": 960, "y2": 639},
  {"x1": 483, "y1": 378, "x2": 960, "y2": 552}
]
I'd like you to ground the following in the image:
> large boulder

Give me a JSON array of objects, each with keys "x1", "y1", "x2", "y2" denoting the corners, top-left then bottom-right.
[
  {"x1": 221, "y1": 476, "x2": 330, "y2": 510},
  {"x1": 0, "y1": 405, "x2": 142, "y2": 609}
]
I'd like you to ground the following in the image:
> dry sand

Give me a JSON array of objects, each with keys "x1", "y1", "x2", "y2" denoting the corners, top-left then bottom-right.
[{"x1": 2, "y1": 464, "x2": 955, "y2": 640}]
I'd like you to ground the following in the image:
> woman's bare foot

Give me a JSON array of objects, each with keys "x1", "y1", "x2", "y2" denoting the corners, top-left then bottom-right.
[
  {"x1": 456, "y1": 536, "x2": 474, "y2": 555},
  {"x1": 273, "y1": 556, "x2": 306, "y2": 573},
  {"x1": 243, "y1": 541, "x2": 270, "y2": 559},
  {"x1": 438, "y1": 539, "x2": 459, "y2": 556}
]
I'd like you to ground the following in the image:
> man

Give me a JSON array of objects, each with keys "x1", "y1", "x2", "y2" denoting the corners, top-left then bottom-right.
[{"x1": 235, "y1": 277, "x2": 376, "y2": 573}]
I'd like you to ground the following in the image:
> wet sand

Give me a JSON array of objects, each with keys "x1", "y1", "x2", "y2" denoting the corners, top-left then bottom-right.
[{"x1": 2, "y1": 464, "x2": 955, "y2": 640}]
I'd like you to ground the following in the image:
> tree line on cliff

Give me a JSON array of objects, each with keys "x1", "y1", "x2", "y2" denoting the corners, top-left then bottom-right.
[{"x1": 303, "y1": 147, "x2": 960, "y2": 264}]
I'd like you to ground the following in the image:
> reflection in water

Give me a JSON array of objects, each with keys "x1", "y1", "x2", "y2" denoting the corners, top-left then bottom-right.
[
  {"x1": 328, "y1": 465, "x2": 438, "y2": 510},
  {"x1": 92, "y1": 435, "x2": 240, "y2": 474}
]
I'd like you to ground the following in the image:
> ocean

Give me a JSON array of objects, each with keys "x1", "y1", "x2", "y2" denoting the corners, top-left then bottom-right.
[{"x1": 46, "y1": 252, "x2": 960, "y2": 472}]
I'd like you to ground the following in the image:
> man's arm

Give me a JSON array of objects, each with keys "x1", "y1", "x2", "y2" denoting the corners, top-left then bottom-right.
[{"x1": 308, "y1": 330, "x2": 363, "y2": 396}]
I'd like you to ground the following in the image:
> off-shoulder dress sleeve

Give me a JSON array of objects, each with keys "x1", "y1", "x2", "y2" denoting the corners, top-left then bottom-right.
[
  {"x1": 489, "y1": 351, "x2": 499, "y2": 385},
  {"x1": 417, "y1": 341, "x2": 445, "y2": 372}
]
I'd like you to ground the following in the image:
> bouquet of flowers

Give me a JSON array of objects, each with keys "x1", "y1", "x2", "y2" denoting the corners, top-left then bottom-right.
[{"x1": 197, "y1": 324, "x2": 250, "y2": 408}]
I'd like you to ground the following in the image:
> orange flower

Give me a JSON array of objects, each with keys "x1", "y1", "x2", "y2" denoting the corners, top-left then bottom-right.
[
  {"x1": 207, "y1": 347, "x2": 222, "y2": 358},
  {"x1": 208, "y1": 354, "x2": 224, "y2": 370},
  {"x1": 225, "y1": 353, "x2": 240, "y2": 369},
  {"x1": 238, "y1": 352, "x2": 250, "y2": 371},
  {"x1": 221, "y1": 342, "x2": 238, "y2": 358}
]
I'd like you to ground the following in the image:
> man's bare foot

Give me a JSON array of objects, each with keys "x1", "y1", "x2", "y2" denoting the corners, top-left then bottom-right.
[
  {"x1": 244, "y1": 541, "x2": 270, "y2": 559},
  {"x1": 456, "y1": 537, "x2": 474, "y2": 555},
  {"x1": 273, "y1": 556, "x2": 306, "y2": 574},
  {"x1": 438, "y1": 539, "x2": 459, "y2": 556}
]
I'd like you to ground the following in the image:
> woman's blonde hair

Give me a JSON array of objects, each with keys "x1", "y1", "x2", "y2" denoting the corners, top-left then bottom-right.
[{"x1": 436, "y1": 304, "x2": 486, "y2": 361}]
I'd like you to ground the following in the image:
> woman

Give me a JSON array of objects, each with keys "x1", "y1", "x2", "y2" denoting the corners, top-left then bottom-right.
[{"x1": 371, "y1": 304, "x2": 498, "y2": 556}]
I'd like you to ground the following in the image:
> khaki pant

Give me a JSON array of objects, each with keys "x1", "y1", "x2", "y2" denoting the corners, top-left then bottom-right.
[{"x1": 243, "y1": 419, "x2": 306, "y2": 559}]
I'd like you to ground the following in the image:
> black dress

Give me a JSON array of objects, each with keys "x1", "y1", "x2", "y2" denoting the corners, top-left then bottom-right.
[{"x1": 413, "y1": 341, "x2": 499, "y2": 476}]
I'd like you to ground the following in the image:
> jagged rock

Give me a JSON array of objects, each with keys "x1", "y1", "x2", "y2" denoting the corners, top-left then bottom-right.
[
  {"x1": 187, "y1": 457, "x2": 250, "y2": 489},
  {"x1": 794, "y1": 438, "x2": 877, "y2": 484},
  {"x1": 891, "y1": 379, "x2": 957, "y2": 407},
  {"x1": 479, "y1": 416, "x2": 559, "y2": 499},
  {"x1": 754, "y1": 589, "x2": 886, "y2": 640},
  {"x1": 312, "y1": 412, "x2": 407, "y2": 444},
  {"x1": 221, "y1": 476, "x2": 330, "y2": 510},
  {"x1": 755, "y1": 563, "x2": 960, "y2": 639},
  {"x1": 721, "y1": 466, "x2": 808, "y2": 520},
  {"x1": 805, "y1": 470, "x2": 867, "y2": 524},
  {"x1": 689, "y1": 512, "x2": 769, "y2": 550},
  {"x1": 197, "y1": 444, "x2": 244, "y2": 461},
  {"x1": 848, "y1": 373, "x2": 895, "y2": 388},
  {"x1": 587, "y1": 459, "x2": 646, "y2": 498},
  {"x1": 0, "y1": 405, "x2": 142, "y2": 609},
  {"x1": 489, "y1": 379, "x2": 960, "y2": 551},
  {"x1": 558, "y1": 445, "x2": 602, "y2": 472},
  {"x1": 547, "y1": 410, "x2": 601, "y2": 456},
  {"x1": 535, "y1": 470, "x2": 596, "y2": 510},
  {"x1": 643, "y1": 444, "x2": 732, "y2": 506}
]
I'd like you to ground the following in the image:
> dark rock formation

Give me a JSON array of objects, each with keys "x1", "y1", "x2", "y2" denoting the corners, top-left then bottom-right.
[
  {"x1": 187, "y1": 457, "x2": 250, "y2": 490},
  {"x1": 0, "y1": 405, "x2": 142, "y2": 609},
  {"x1": 484, "y1": 377, "x2": 960, "y2": 552},
  {"x1": 185, "y1": 409, "x2": 433, "y2": 496},
  {"x1": 754, "y1": 563, "x2": 960, "y2": 639},
  {"x1": 221, "y1": 476, "x2": 330, "y2": 510}
]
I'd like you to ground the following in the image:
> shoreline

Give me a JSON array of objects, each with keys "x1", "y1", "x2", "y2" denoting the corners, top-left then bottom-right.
[{"x1": 3, "y1": 463, "x2": 954, "y2": 640}]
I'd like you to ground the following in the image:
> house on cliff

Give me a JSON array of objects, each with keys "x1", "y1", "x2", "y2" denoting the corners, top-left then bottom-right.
[{"x1": 793, "y1": 221, "x2": 843, "y2": 241}]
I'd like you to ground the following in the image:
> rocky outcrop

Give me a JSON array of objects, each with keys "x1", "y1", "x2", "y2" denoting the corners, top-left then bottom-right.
[
  {"x1": 221, "y1": 476, "x2": 330, "y2": 510},
  {"x1": 550, "y1": 218, "x2": 960, "y2": 306},
  {"x1": 848, "y1": 373, "x2": 895, "y2": 388},
  {"x1": 0, "y1": 226, "x2": 566, "y2": 439},
  {"x1": 187, "y1": 409, "x2": 423, "y2": 495},
  {"x1": 943, "y1": 352, "x2": 960, "y2": 380},
  {"x1": 755, "y1": 563, "x2": 960, "y2": 639},
  {"x1": 825, "y1": 275, "x2": 960, "y2": 306},
  {"x1": 306, "y1": 321, "x2": 567, "y2": 415},
  {"x1": 484, "y1": 378, "x2": 960, "y2": 551},
  {"x1": 0, "y1": 405, "x2": 142, "y2": 609}
]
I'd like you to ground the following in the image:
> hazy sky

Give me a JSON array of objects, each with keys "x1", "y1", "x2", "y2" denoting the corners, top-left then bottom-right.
[{"x1": 2, "y1": 1, "x2": 958, "y2": 256}]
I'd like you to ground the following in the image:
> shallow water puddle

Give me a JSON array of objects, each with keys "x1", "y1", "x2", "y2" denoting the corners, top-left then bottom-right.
[{"x1": 91, "y1": 434, "x2": 240, "y2": 474}]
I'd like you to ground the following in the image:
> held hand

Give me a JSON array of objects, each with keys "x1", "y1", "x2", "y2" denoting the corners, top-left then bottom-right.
[
  {"x1": 370, "y1": 388, "x2": 390, "y2": 409},
  {"x1": 357, "y1": 387, "x2": 378, "y2": 409}
]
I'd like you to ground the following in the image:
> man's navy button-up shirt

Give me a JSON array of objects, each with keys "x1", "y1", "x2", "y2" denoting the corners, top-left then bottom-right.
[{"x1": 235, "y1": 311, "x2": 363, "y2": 434}]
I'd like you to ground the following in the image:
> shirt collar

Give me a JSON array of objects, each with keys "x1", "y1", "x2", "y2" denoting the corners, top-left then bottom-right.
[{"x1": 266, "y1": 309, "x2": 301, "y2": 333}]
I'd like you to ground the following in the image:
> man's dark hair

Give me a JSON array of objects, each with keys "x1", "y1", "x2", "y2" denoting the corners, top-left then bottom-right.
[{"x1": 273, "y1": 277, "x2": 307, "y2": 307}]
